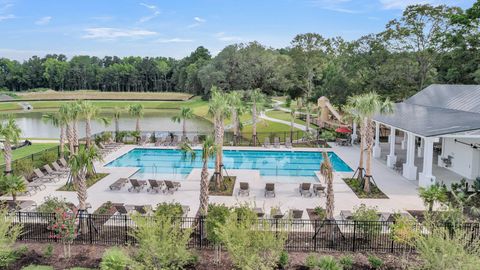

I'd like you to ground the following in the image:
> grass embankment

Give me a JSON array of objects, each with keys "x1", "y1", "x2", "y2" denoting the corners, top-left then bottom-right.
[
  {"x1": 16, "y1": 90, "x2": 193, "y2": 101},
  {"x1": 0, "y1": 143, "x2": 58, "y2": 165}
]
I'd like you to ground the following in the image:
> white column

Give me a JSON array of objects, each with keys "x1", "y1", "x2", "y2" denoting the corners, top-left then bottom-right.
[
  {"x1": 419, "y1": 137, "x2": 439, "y2": 187},
  {"x1": 351, "y1": 122, "x2": 358, "y2": 145},
  {"x1": 401, "y1": 132, "x2": 407, "y2": 150},
  {"x1": 417, "y1": 138, "x2": 424, "y2": 158},
  {"x1": 386, "y1": 127, "x2": 397, "y2": 168},
  {"x1": 373, "y1": 122, "x2": 381, "y2": 158},
  {"x1": 403, "y1": 132, "x2": 418, "y2": 180}
]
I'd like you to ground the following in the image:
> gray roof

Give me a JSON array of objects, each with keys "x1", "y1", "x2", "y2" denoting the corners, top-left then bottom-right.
[{"x1": 374, "y1": 84, "x2": 480, "y2": 137}]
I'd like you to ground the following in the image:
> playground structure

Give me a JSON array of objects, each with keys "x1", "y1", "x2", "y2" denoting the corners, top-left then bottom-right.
[{"x1": 316, "y1": 96, "x2": 347, "y2": 128}]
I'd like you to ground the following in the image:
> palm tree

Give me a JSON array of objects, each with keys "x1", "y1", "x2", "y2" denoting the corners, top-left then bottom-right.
[
  {"x1": 290, "y1": 107, "x2": 297, "y2": 142},
  {"x1": 419, "y1": 184, "x2": 447, "y2": 212},
  {"x1": 172, "y1": 107, "x2": 194, "y2": 140},
  {"x1": 208, "y1": 86, "x2": 230, "y2": 190},
  {"x1": 181, "y1": 136, "x2": 218, "y2": 216},
  {"x1": 247, "y1": 89, "x2": 266, "y2": 146},
  {"x1": 70, "y1": 102, "x2": 81, "y2": 154},
  {"x1": 79, "y1": 101, "x2": 110, "y2": 148},
  {"x1": 60, "y1": 104, "x2": 75, "y2": 155},
  {"x1": 320, "y1": 152, "x2": 334, "y2": 220},
  {"x1": 42, "y1": 112, "x2": 68, "y2": 159},
  {"x1": 0, "y1": 174, "x2": 26, "y2": 205},
  {"x1": 128, "y1": 104, "x2": 144, "y2": 133},
  {"x1": 68, "y1": 146, "x2": 103, "y2": 233},
  {"x1": 0, "y1": 117, "x2": 21, "y2": 175},
  {"x1": 113, "y1": 107, "x2": 122, "y2": 142},
  {"x1": 226, "y1": 91, "x2": 245, "y2": 145},
  {"x1": 304, "y1": 102, "x2": 313, "y2": 133},
  {"x1": 346, "y1": 92, "x2": 393, "y2": 193},
  {"x1": 342, "y1": 104, "x2": 363, "y2": 180}
]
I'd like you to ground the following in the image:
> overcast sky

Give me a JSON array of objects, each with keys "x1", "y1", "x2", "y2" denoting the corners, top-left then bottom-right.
[{"x1": 0, "y1": 0, "x2": 476, "y2": 61}]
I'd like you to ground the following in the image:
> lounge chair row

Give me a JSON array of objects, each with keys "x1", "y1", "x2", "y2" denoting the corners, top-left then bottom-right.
[
  {"x1": 21, "y1": 158, "x2": 71, "y2": 196},
  {"x1": 237, "y1": 182, "x2": 326, "y2": 198},
  {"x1": 109, "y1": 178, "x2": 182, "y2": 194},
  {"x1": 113, "y1": 203, "x2": 190, "y2": 217},
  {"x1": 263, "y1": 137, "x2": 292, "y2": 149},
  {"x1": 98, "y1": 142, "x2": 123, "y2": 155},
  {"x1": 254, "y1": 207, "x2": 304, "y2": 220}
]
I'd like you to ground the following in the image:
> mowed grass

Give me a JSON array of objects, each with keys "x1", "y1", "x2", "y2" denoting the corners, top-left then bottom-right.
[
  {"x1": 17, "y1": 90, "x2": 193, "y2": 101},
  {"x1": 265, "y1": 110, "x2": 310, "y2": 126},
  {"x1": 0, "y1": 143, "x2": 58, "y2": 165}
]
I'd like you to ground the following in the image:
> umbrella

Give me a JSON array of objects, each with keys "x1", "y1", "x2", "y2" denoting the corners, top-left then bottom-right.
[{"x1": 335, "y1": 127, "x2": 352, "y2": 133}]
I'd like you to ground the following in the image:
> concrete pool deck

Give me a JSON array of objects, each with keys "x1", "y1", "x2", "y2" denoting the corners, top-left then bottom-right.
[{"x1": 3, "y1": 143, "x2": 426, "y2": 218}]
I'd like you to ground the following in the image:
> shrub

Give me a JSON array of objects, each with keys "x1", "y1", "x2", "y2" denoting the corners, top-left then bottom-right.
[
  {"x1": 48, "y1": 208, "x2": 77, "y2": 258},
  {"x1": 418, "y1": 183, "x2": 447, "y2": 212},
  {"x1": 314, "y1": 206, "x2": 326, "y2": 220},
  {"x1": 352, "y1": 204, "x2": 381, "y2": 235},
  {"x1": 390, "y1": 214, "x2": 419, "y2": 250},
  {"x1": 318, "y1": 256, "x2": 341, "y2": 270},
  {"x1": 339, "y1": 255, "x2": 354, "y2": 270},
  {"x1": 367, "y1": 255, "x2": 383, "y2": 269},
  {"x1": 0, "y1": 208, "x2": 23, "y2": 268},
  {"x1": 43, "y1": 244, "x2": 53, "y2": 258},
  {"x1": 305, "y1": 253, "x2": 319, "y2": 269},
  {"x1": 154, "y1": 202, "x2": 184, "y2": 219},
  {"x1": 206, "y1": 204, "x2": 231, "y2": 245},
  {"x1": 319, "y1": 130, "x2": 336, "y2": 141},
  {"x1": 13, "y1": 159, "x2": 34, "y2": 179},
  {"x1": 216, "y1": 210, "x2": 287, "y2": 270},
  {"x1": 100, "y1": 247, "x2": 130, "y2": 270},
  {"x1": 278, "y1": 250, "x2": 289, "y2": 269},
  {"x1": 415, "y1": 225, "x2": 480, "y2": 269},
  {"x1": 101, "y1": 132, "x2": 113, "y2": 143},
  {"x1": 130, "y1": 214, "x2": 194, "y2": 269},
  {"x1": 36, "y1": 196, "x2": 70, "y2": 213},
  {"x1": 36, "y1": 151, "x2": 57, "y2": 168}
]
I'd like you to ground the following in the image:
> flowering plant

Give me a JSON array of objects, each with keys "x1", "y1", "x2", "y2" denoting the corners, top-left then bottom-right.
[{"x1": 48, "y1": 208, "x2": 77, "y2": 258}]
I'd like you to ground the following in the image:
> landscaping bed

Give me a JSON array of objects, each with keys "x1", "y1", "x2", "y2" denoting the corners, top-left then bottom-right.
[
  {"x1": 209, "y1": 176, "x2": 236, "y2": 196},
  {"x1": 343, "y1": 178, "x2": 389, "y2": 199},
  {"x1": 57, "y1": 173, "x2": 109, "y2": 191}
]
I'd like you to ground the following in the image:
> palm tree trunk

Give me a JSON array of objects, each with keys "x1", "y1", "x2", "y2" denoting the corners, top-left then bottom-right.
[
  {"x1": 73, "y1": 120, "x2": 79, "y2": 153},
  {"x1": 85, "y1": 118, "x2": 92, "y2": 148},
  {"x1": 136, "y1": 117, "x2": 140, "y2": 133},
  {"x1": 214, "y1": 116, "x2": 224, "y2": 189},
  {"x1": 12, "y1": 192, "x2": 17, "y2": 204},
  {"x1": 252, "y1": 104, "x2": 257, "y2": 146},
  {"x1": 232, "y1": 109, "x2": 238, "y2": 145},
  {"x1": 182, "y1": 119, "x2": 187, "y2": 139},
  {"x1": 363, "y1": 119, "x2": 374, "y2": 193},
  {"x1": 306, "y1": 112, "x2": 311, "y2": 132},
  {"x1": 115, "y1": 117, "x2": 119, "y2": 141},
  {"x1": 60, "y1": 125, "x2": 65, "y2": 159},
  {"x1": 326, "y1": 172, "x2": 334, "y2": 220},
  {"x1": 75, "y1": 172, "x2": 89, "y2": 234},
  {"x1": 3, "y1": 140, "x2": 12, "y2": 174},
  {"x1": 199, "y1": 159, "x2": 210, "y2": 215}
]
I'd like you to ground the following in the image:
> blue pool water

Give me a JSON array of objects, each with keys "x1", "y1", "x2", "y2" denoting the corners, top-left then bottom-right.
[{"x1": 106, "y1": 149, "x2": 352, "y2": 182}]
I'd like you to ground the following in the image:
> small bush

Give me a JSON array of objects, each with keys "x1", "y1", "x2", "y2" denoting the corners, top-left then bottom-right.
[
  {"x1": 368, "y1": 255, "x2": 383, "y2": 269},
  {"x1": 319, "y1": 130, "x2": 336, "y2": 141},
  {"x1": 318, "y1": 256, "x2": 341, "y2": 270},
  {"x1": 206, "y1": 204, "x2": 231, "y2": 245},
  {"x1": 314, "y1": 206, "x2": 326, "y2": 220},
  {"x1": 155, "y1": 202, "x2": 184, "y2": 219},
  {"x1": 100, "y1": 247, "x2": 129, "y2": 270},
  {"x1": 36, "y1": 196, "x2": 70, "y2": 213},
  {"x1": 352, "y1": 204, "x2": 381, "y2": 235},
  {"x1": 339, "y1": 255, "x2": 354, "y2": 270},
  {"x1": 0, "y1": 208, "x2": 23, "y2": 268},
  {"x1": 43, "y1": 244, "x2": 53, "y2": 258},
  {"x1": 13, "y1": 159, "x2": 34, "y2": 179},
  {"x1": 36, "y1": 151, "x2": 57, "y2": 168},
  {"x1": 305, "y1": 253, "x2": 319, "y2": 269},
  {"x1": 278, "y1": 250, "x2": 289, "y2": 269}
]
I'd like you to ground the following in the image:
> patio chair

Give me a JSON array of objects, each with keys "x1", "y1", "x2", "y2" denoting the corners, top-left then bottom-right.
[
  {"x1": 238, "y1": 182, "x2": 250, "y2": 196},
  {"x1": 271, "y1": 208, "x2": 284, "y2": 219},
  {"x1": 128, "y1": 179, "x2": 147, "y2": 192},
  {"x1": 164, "y1": 180, "x2": 181, "y2": 194},
  {"x1": 109, "y1": 178, "x2": 128, "y2": 190},
  {"x1": 3, "y1": 200, "x2": 37, "y2": 212},
  {"x1": 170, "y1": 136, "x2": 179, "y2": 146},
  {"x1": 254, "y1": 208, "x2": 265, "y2": 218},
  {"x1": 115, "y1": 204, "x2": 132, "y2": 215},
  {"x1": 192, "y1": 136, "x2": 199, "y2": 146},
  {"x1": 340, "y1": 210, "x2": 353, "y2": 221},
  {"x1": 43, "y1": 164, "x2": 65, "y2": 176},
  {"x1": 263, "y1": 137, "x2": 271, "y2": 148},
  {"x1": 58, "y1": 158, "x2": 69, "y2": 168},
  {"x1": 264, "y1": 183, "x2": 275, "y2": 197},
  {"x1": 394, "y1": 159, "x2": 404, "y2": 173},
  {"x1": 313, "y1": 184, "x2": 326, "y2": 197},
  {"x1": 273, "y1": 137, "x2": 280, "y2": 148},
  {"x1": 290, "y1": 209, "x2": 304, "y2": 221},
  {"x1": 51, "y1": 162, "x2": 69, "y2": 173},
  {"x1": 147, "y1": 179, "x2": 164, "y2": 193},
  {"x1": 98, "y1": 142, "x2": 113, "y2": 153},
  {"x1": 21, "y1": 176, "x2": 46, "y2": 191},
  {"x1": 285, "y1": 137, "x2": 292, "y2": 149},
  {"x1": 33, "y1": 168, "x2": 58, "y2": 183},
  {"x1": 299, "y1": 183, "x2": 312, "y2": 197},
  {"x1": 155, "y1": 137, "x2": 164, "y2": 146},
  {"x1": 134, "y1": 205, "x2": 152, "y2": 215},
  {"x1": 162, "y1": 136, "x2": 172, "y2": 146}
]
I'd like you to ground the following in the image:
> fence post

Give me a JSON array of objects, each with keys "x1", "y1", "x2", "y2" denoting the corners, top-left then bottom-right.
[
  {"x1": 89, "y1": 214, "x2": 93, "y2": 244},
  {"x1": 124, "y1": 215, "x2": 128, "y2": 245},
  {"x1": 199, "y1": 216, "x2": 204, "y2": 248},
  {"x1": 313, "y1": 219, "x2": 317, "y2": 251},
  {"x1": 352, "y1": 221, "x2": 356, "y2": 252}
]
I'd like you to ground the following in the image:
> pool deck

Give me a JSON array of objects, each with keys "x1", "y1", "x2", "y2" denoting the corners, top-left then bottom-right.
[{"x1": 3, "y1": 143, "x2": 426, "y2": 218}]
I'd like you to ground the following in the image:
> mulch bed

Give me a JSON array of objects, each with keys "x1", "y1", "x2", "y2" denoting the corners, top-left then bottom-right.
[
  {"x1": 343, "y1": 178, "x2": 389, "y2": 199},
  {"x1": 57, "y1": 173, "x2": 109, "y2": 191},
  {"x1": 209, "y1": 176, "x2": 236, "y2": 196}
]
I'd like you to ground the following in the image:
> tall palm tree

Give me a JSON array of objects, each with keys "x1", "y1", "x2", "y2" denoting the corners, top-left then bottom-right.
[
  {"x1": 320, "y1": 152, "x2": 334, "y2": 220},
  {"x1": 304, "y1": 102, "x2": 313, "y2": 133},
  {"x1": 247, "y1": 89, "x2": 266, "y2": 146},
  {"x1": 0, "y1": 117, "x2": 21, "y2": 175},
  {"x1": 60, "y1": 104, "x2": 75, "y2": 156},
  {"x1": 113, "y1": 107, "x2": 122, "y2": 142},
  {"x1": 208, "y1": 86, "x2": 230, "y2": 190},
  {"x1": 70, "y1": 102, "x2": 82, "y2": 154},
  {"x1": 68, "y1": 146, "x2": 102, "y2": 233},
  {"x1": 290, "y1": 107, "x2": 297, "y2": 142},
  {"x1": 128, "y1": 104, "x2": 144, "y2": 133},
  {"x1": 346, "y1": 92, "x2": 393, "y2": 193},
  {"x1": 79, "y1": 101, "x2": 110, "y2": 148},
  {"x1": 342, "y1": 104, "x2": 363, "y2": 180},
  {"x1": 181, "y1": 136, "x2": 218, "y2": 216},
  {"x1": 172, "y1": 107, "x2": 194, "y2": 139},
  {"x1": 226, "y1": 91, "x2": 245, "y2": 145},
  {"x1": 0, "y1": 174, "x2": 26, "y2": 205}
]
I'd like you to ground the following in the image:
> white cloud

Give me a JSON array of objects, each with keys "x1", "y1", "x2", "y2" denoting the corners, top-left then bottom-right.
[
  {"x1": 35, "y1": 16, "x2": 52, "y2": 25},
  {"x1": 215, "y1": 32, "x2": 242, "y2": 42},
  {"x1": 194, "y1": 17, "x2": 206, "y2": 23},
  {"x1": 138, "y1": 2, "x2": 160, "y2": 23},
  {"x1": 156, "y1": 38, "x2": 194, "y2": 43},
  {"x1": 82, "y1": 28, "x2": 157, "y2": 39},
  {"x1": 0, "y1": 14, "x2": 14, "y2": 21},
  {"x1": 309, "y1": 0, "x2": 360, "y2": 13},
  {"x1": 187, "y1": 16, "x2": 207, "y2": 28}
]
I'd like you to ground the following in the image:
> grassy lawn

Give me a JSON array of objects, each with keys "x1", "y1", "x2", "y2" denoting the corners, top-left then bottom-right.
[
  {"x1": 265, "y1": 110, "x2": 311, "y2": 126},
  {"x1": 0, "y1": 143, "x2": 58, "y2": 165},
  {"x1": 16, "y1": 90, "x2": 193, "y2": 101}
]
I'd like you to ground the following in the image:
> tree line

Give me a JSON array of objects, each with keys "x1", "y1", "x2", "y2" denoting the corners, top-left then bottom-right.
[{"x1": 0, "y1": 2, "x2": 479, "y2": 104}]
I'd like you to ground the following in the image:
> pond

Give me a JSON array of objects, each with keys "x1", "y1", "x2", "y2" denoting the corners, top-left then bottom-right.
[{"x1": 10, "y1": 110, "x2": 213, "y2": 138}]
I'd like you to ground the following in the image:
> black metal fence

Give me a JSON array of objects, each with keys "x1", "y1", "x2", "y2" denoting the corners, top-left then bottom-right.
[
  {"x1": 13, "y1": 212, "x2": 480, "y2": 253},
  {"x1": 0, "y1": 145, "x2": 61, "y2": 175}
]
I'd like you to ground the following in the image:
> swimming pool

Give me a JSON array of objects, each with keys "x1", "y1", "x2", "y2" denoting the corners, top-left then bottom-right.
[{"x1": 106, "y1": 149, "x2": 352, "y2": 182}]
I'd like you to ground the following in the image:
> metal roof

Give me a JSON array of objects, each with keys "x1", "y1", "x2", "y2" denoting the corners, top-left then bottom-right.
[{"x1": 373, "y1": 84, "x2": 480, "y2": 137}]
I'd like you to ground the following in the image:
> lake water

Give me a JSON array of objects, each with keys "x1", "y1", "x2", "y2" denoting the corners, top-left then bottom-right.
[{"x1": 10, "y1": 110, "x2": 213, "y2": 138}]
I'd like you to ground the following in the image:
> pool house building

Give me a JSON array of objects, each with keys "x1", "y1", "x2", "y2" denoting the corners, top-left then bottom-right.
[{"x1": 372, "y1": 84, "x2": 480, "y2": 188}]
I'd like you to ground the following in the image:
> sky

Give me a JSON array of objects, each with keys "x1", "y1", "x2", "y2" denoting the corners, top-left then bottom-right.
[{"x1": 0, "y1": 0, "x2": 476, "y2": 61}]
